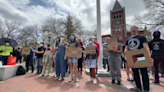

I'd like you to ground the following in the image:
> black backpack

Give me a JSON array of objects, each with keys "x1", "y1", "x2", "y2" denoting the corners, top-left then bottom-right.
[{"x1": 16, "y1": 66, "x2": 26, "y2": 75}]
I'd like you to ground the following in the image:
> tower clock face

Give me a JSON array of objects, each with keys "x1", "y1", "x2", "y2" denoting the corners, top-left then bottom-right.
[{"x1": 116, "y1": 21, "x2": 120, "y2": 24}]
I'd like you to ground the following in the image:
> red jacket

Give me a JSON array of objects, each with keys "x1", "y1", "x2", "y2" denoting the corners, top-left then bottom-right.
[{"x1": 94, "y1": 41, "x2": 100, "y2": 59}]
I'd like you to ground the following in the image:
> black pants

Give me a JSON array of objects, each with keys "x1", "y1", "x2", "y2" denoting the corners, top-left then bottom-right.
[
  {"x1": 132, "y1": 68, "x2": 149, "y2": 91},
  {"x1": 78, "y1": 58, "x2": 83, "y2": 73},
  {"x1": 26, "y1": 55, "x2": 34, "y2": 72},
  {"x1": 16, "y1": 58, "x2": 22, "y2": 63},
  {"x1": 2, "y1": 56, "x2": 9, "y2": 65}
]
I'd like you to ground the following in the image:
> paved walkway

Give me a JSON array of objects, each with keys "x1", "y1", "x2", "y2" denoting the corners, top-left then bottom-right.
[{"x1": 0, "y1": 69, "x2": 164, "y2": 92}]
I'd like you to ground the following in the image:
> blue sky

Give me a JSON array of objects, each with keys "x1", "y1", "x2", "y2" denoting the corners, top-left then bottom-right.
[{"x1": 0, "y1": 0, "x2": 147, "y2": 32}]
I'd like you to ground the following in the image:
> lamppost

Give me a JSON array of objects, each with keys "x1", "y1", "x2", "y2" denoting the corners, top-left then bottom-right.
[{"x1": 48, "y1": 37, "x2": 51, "y2": 43}]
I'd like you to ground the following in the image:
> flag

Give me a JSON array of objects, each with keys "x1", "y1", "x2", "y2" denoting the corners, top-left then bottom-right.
[{"x1": 132, "y1": 54, "x2": 146, "y2": 64}]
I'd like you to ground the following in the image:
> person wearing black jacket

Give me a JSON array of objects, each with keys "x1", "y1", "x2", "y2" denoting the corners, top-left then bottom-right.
[{"x1": 15, "y1": 47, "x2": 22, "y2": 63}]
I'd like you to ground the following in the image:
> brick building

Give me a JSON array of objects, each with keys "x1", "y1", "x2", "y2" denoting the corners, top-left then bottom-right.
[{"x1": 101, "y1": 0, "x2": 151, "y2": 44}]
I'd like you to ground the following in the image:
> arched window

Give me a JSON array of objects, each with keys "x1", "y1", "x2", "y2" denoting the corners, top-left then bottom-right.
[
  {"x1": 117, "y1": 15, "x2": 119, "y2": 18},
  {"x1": 115, "y1": 29, "x2": 118, "y2": 32},
  {"x1": 114, "y1": 16, "x2": 116, "y2": 19},
  {"x1": 119, "y1": 29, "x2": 121, "y2": 32},
  {"x1": 119, "y1": 15, "x2": 121, "y2": 18}
]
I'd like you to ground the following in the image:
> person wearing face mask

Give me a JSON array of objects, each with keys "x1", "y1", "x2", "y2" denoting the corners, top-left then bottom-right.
[
  {"x1": 148, "y1": 31, "x2": 164, "y2": 84},
  {"x1": 35, "y1": 42, "x2": 46, "y2": 74},
  {"x1": 0, "y1": 41, "x2": 13, "y2": 65},
  {"x1": 15, "y1": 46, "x2": 22, "y2": 63},
  {"x1": 86, "y1": 38, "x2": 98, "y2": 84},
  {"x1": 40, "y1": 44, "x2": 53, "y2": 76},
  {"x1": 55, "y1": 36, "x2": 68, "y2": 80},
  {"x1": 52, "y1": 37, "x2": 60, "y2": 77},
  {"x1": 68, "y1": 33, "x2": 80, "y2": 82}
]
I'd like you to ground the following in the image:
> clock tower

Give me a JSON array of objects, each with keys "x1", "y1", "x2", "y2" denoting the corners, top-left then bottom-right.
[{"x1": 110, "y1": 0, "x2": 127, "y2": 41}]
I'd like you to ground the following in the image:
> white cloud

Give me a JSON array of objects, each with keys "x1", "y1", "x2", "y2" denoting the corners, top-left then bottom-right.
[{"x1": 0, "y1": 0, "x2": 147, "y2": 33}]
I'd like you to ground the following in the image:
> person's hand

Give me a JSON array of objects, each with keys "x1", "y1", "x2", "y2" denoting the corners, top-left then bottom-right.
[
  {"x1": 54, "y1": 55, "x2": 56, "y2": 59},
  {"x1": 64, "y1": 56, "x2": 67, "y2": 60},
  {"x1": 3, "y1": 48, "x2": 7, "y2": 51},
  {"x1": 150, "y1": 58, "x2": 154, "y2": 63},
  {"x1": 30, "y1": 46, "x2": 32, "y2": 49},
  {"x1": 36, "y1": 50, "x2": 38, "y2": 53},
  {"x1": 113, "y1": 50, "x2": 117, "y2": 52},
  {"x1": 51, "y1": 56, "x2": 53, "y2": 60}
]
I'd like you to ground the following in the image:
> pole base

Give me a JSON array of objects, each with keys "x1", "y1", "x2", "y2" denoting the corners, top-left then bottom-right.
[{"x1": 85, "y1": 68, "x2": 111, "y2": 77}]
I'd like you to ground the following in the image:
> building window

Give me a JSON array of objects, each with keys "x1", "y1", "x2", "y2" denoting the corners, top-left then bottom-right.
[
  {"x1": 119, "y1": 28, "x2": 121, "y2": 32},
  {"x1": 119, "y1": 15, "x2": 121, "y2": 18},
  {"x1": 117, "y1": 15, "x2": 119, "y2": 18},
  {"x1": 115, "y1": 29, "x2": 118, "y2": 32},
  {"x1": 113, "y1": 21, "x2": 115, "y2": 26},
  {"x1": 119, "y1": 36, "x2": 122, "y2": 41},
  {"x1": 121, "y1": 19, "x2": 123, "y2": 24},
  {"x1": 114, "y1": 16, "x2": 116, "y2": 19}
]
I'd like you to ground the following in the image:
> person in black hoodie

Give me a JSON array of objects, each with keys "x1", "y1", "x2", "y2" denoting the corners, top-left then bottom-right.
[{"x1": 148, "y1": 31, "x2": 164, "y2": 84}]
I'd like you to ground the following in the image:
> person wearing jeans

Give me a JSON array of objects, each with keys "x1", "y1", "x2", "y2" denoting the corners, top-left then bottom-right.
[
  {"x1": 35, "y1": 42, "x2": 46, "y2": 74},
  {"x1": 124, "y1": 26, "x2": 154, "y2": 92}
]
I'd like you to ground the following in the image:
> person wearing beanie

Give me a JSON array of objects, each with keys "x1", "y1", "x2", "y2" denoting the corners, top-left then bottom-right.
[{"x1": 148, "y1": 31, "x2": 164, "y2": 84}]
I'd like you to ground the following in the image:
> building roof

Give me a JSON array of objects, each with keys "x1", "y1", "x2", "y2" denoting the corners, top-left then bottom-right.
[
  {"x1": 112, "y1": 0, "x2": 123, "y2": 13},
  {"x1": 101, "y1": 24, "x2": 144, "y2": 36}
]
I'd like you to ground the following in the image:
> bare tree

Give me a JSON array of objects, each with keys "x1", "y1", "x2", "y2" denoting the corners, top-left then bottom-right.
[
  {"x1": 0, "y1": 19, "x2": 20, "y2": 39},
  {"x1": 43, "y1": 16, "x2": 64, "y2": 39},
  {"x1": 133, "y1": 0, "x2": 164, "y2": 32}
]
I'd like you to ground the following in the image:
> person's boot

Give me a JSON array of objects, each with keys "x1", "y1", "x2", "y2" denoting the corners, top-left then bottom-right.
[{"x1": 111, "y1": 79, "x2": 115, "y2": 84}]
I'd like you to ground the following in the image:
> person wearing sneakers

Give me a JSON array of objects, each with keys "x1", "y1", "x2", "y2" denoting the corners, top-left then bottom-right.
[
  {"x1": 68, "y1": 33, "x2": 80, "y2": 82},
  {"x1": 124, "y1": 26, "x2": 154, "y2": 92},
  {"x1": 86, "y1": 38, "x2": 98, "y2": 84},
  {"x1": 148, "y1": 31, "x2": 164, "y2": 84},
  {"x1": 92, "y1": 36, "x2": 100, "y2": 78},
  {"x1": 40, "y1": 44, "x2": 53, "y2": 76},
  {"x1": 108, "y1": 36, "x2": 122, "y2": 85},
  {"x1": 122, "y1": 44, "x2": 134, "y2": 82}
]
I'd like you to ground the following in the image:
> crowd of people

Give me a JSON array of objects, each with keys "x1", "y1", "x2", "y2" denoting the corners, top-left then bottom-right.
[{"x1": 0, "y1": 26, "x2": 164, "y2": 92}]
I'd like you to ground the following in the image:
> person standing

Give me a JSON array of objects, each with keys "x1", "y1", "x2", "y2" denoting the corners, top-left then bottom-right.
[
  {"x1": 40, "y1": 44, "x2": 53, "y2": 76},
  {"x1": 55, "y1": 36, "x2": 68, "y2": 80},
  {"x1": 52, "y1": 37, "x2": 60, "y2": 77},
  {"x1": 26, "y1": 42, "x2": 36, "y2": 73},
  {"x1": 122, "y1": 44, "x2": 134, "y2": 82},
  {"x1": 78, "y1": 41, "x2": 85, "y2": 75},
  {"x1": 0, "y1": 41, "x2": 13, "y2": 65},
  {"x1": 15, "y1": 46, "x2": 22, "y2": 63},
  {"x1": 86, "y1": 38, "x2": 98, "y2": 84},
  {"x1": 92, "y1": 37, "x2": 100, "y2": 78},
  {"x1": 108, "y1": 37, "x2": 122, "y2": 85},
  {"x1": 35, "y1": 42, "x2": 46, "y2": 74},
  {"x1": 68, "y1": 33, "x2": 80, "y2": 82},
  {"x1": 103, "y1": 37, "x2": 110, "y2": 72},
  {"x1": 148, "y1": 31, "x2": 164, "y2": 84},
  {"x1": 124, "y1": 26, "x2": 153, "y2": 92}
]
